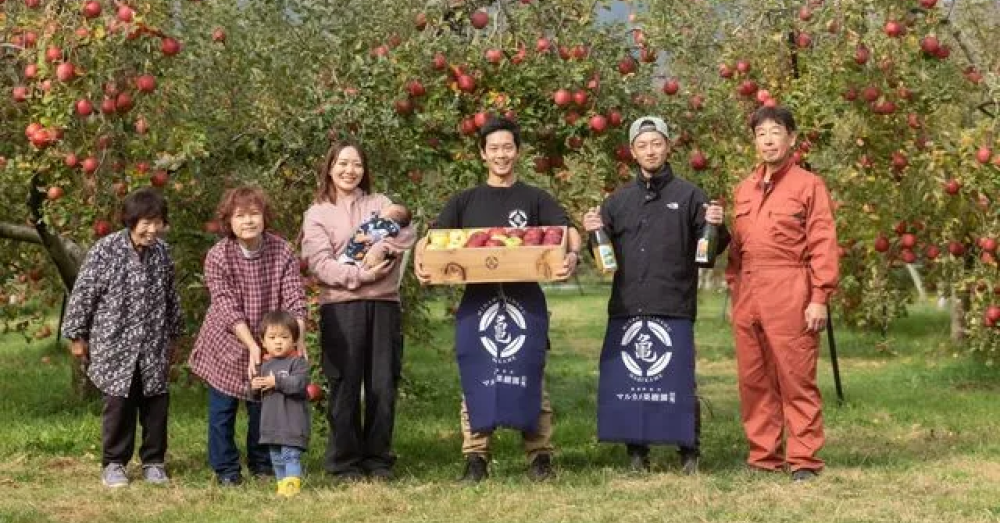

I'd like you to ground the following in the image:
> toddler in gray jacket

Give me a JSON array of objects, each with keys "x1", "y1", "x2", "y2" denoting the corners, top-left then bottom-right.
[{"x1": 252, "y1": 311, "x2": 311, "y2": 496}]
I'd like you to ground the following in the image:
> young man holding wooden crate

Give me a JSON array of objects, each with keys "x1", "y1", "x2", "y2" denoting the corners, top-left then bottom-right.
[{"x1": 415, "y1": 117, "x2": 582, "y2": 482}]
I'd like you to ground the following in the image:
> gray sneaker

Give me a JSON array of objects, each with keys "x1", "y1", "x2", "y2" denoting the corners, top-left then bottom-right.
[
  {"x1": 142, "y1": 464, "x2": 170, "y2": 485},
  {"x1": 102, "y1": 463, "x2": 129, "y2": 488}
]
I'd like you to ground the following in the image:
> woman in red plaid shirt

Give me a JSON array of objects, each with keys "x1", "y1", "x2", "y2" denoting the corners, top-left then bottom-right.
[
  {"x1": 301, "y1": 141, "x2": 415, "y2": 482},
  {"x1": 188, "y1": 186, "x2": 308, "y2": 486}
]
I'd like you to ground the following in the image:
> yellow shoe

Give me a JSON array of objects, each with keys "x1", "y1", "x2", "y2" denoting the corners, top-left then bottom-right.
[{"x1": 283, "y1": 477, "x2": 301, "y2": 497}]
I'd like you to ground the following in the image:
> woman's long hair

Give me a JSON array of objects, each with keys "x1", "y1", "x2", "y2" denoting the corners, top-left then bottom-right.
[{"x1": 314, "y1": 140, "x2": 371, "y2": 204}]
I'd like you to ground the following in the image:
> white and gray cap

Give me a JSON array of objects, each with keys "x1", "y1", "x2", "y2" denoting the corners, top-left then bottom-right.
[{"x1": 628, "y1": 116, "x2": 670, "y2": 143}]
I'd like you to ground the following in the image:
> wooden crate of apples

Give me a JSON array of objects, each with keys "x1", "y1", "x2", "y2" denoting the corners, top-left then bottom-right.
[{"x1": 418, "y1": 226, "x2": 567, "y2": 284}]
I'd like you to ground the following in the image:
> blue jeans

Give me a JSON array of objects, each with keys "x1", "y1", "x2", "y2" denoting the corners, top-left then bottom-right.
[
  {"x1": 269, "y1": 445, "x2": 304, "y2": 480},
  {"x1": 207, "y1": 386, "x2": 272, "y2": 479}
]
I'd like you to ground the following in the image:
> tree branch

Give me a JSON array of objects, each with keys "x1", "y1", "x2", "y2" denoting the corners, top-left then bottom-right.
[{"x1": 0, "y1": 222, "x2": 42, "y2": 244}]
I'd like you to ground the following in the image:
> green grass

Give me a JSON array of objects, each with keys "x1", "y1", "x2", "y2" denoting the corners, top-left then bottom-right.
[{"x1": 2, "y1": 287, "x2": 1000, "y2": 522}]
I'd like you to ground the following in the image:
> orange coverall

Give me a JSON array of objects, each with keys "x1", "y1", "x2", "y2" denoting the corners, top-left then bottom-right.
[{"x1": 725, "y1": 161, "x2": 839, "y2": 472}]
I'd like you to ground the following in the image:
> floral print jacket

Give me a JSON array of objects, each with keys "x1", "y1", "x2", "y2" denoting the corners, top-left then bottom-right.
[{"x1": 62, "y1": 230, "x2": 183, "y2": 397}]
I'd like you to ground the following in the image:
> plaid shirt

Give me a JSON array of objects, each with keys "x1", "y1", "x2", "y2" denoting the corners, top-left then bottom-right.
[{"x1": 188, "y1": 233, "x2": 307, "y2": 399}]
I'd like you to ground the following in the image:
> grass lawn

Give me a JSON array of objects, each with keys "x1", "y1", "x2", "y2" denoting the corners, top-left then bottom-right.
[{"x1": 2, "y1": 286, "x2": 1000, "y2": 523}]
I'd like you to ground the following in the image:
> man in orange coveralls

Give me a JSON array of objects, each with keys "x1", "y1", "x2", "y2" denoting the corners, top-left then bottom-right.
[{"x1": 725, "y1": 105, "x2": 839, "y2": 482}]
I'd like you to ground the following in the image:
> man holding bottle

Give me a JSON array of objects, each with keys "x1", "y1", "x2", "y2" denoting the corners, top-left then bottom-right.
[{"x1": 582, "y1": 116, "x2": 727, "y2": 474}]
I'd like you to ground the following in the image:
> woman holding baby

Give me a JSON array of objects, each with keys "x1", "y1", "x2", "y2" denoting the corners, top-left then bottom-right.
[{"x1": 300, "y1": 140, "x2": 416, "y2": 482}]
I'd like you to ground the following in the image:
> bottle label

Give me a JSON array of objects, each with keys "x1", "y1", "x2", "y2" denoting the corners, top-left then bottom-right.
[
  {"x1": 596, "y1": 244, "x2": 617, "y2": 272},
  {"x1": 695, "y1": 238, "x2": 710, "y2": 264}
]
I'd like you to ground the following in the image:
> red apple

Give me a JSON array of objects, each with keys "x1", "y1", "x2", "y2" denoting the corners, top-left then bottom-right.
[
  {"x1": 211, "y1": 27, "x2": 227, "y2": 43},
  {"x1": 948, "y1": 241, "x2": 966, "y2": 256},
  {"x1": 470, "y1": 10, "x2": 489, "y2": 29},
  {"x1": 24, "y1": 64, "x2": 38, "y2": 80},
  {"x1": 45, "y1": 46, "x2": 62, "y2": 63},
  {"x1": 459, "y1": 117, "x2": 477, "y2": 136},
  {"x1": 12, "y1": 86, "x2": 28, "y2": 102},
  {"x1": 572, "y1": 45, "x2": 589, "y2": 59},
  {"x1": 589, "y1": 115, "x2": 608, "y2": 134},
  {"x1": 553, "y1": 89, "x2": 571, "y2": 106},
  {"x1": 798, "y1": 6, "x2": 812, "y2": 21},
  {"x1": 900, "y1": 249, "x2": 917, "y2": 264},
  {"x1": 572, "y1": 90, "x2": 589, "y2": 107},
  {"x1": 473, "y1": 111, "x2": 490, "y2": 128},
  {"x1": 925, "y1": 245, "x2": 940, "y2": 260},
  {"x1": 407, "y1": 80, "x2": 426, "y2": 98},
  {"x1": 920, "y1": 35, "x2": 940, "y2": 55},
  {"x1": 899, "y1": 233, "x2": 917, "y2": 249},
  {"x1": 161, "y1": 37, "x2": 182, "y2": 56},
  {"x1": 100, "y1": 97, "x2": 116, "y2": 115},
  {"x1": 975, "y1": 146, "x2": 991, "y2": 164},
  {"x1": 55, "y1": 62, "x2": 75, "y2": 82},
  {"x1": 485, "y1": 239, "x2": 505, "y2": 247},
  {"x1": 718, "y1": 63, "x2": 734, "y2": 78},
  {"x1": 46, "y1": 186, "x2": 64, "y2": 201},
  {"x1": 93, "y1": 220, "x2": 113, "y2": 238},
  {"x1": 74, "y1": 98, "x2": 94, "y2": 116},
  {"x1": 135, "y1": 74, "x2": 156, "y2": 93},
  {"x1": 796, "y1": 32, "x2": 812, "y2": 48},
  {"x1": 533, "y1": 157, "x2": 550, "y2": 174},
  {"x1": 306, "y1": 383, "x2": 323, "y2": 402},
  {"x1": 485, "y1": 48, "x2": 503, "y2": 64},
  {"x1": 874, "y1": 236, "x2": 891, "y2": 253},
  {"x1": 986, "y1": 306, "x2": 1000, "y2": 323},
  {"x1": 64, "y1": 153, "x2": 79, "y2": 167},
  {"x1": 861, "y1": 86, "x2": 881, "y2": 102},
  {"x1": 891, "y1": 151, "x2": 908, "y2": 171},
  {"x1": 981, "y1": 238, "x2": 998, "y2": 253},
  {"x1": 535, "y1": 38, "x2": 550, "y2": 53},
  {"x1": 81, "y1": 156, "x2": 99, "y2": 174},
  {"x1": 943, "y1": 179, "x2": 962, "y2": 195},
  {"x1": 82, "y1": 1, "x2": 102, "y2": 18},
  {"x1": 689, "y1": 150, "x2": 708, "y2": 171},
  {"x1": 414, "y1": 12, "x2": 427, "y2": 31},
  {"x1": 884, "y1": 20, "x2": 904, "y2": 37},
  {"x1": 117, "y1": 5, "x2": 134, "y2": 22},
  {"x1": 394, "y1": 99, "x2": 413, "y2": 115},
  {"x1": 855, "y1": 44, "x2": 870, "y2": 65},
  {"x1": 737, "y1": 80, "x2": 758, "y2": 97},
  {"x1": 457, "y1": 74, "x2": 476, "y2": 93},
  {"x1": 662, "y1": 78, "x2": 680, "y2": 95},
  {"x1": 618, "y1": 57, "x2": 637, "y2": 75},
  {"x1": 432, "y1": 53, "x2": 447, "y2": 70},
  {"x1": 150, "y1": 170, "x2": 169, "y2": 187},
  {"x1": 608, "y1": 110, "x2": 623, "y2": 127},
  {"x1": 920, "y1": 0, "x2": 938, "y2": 8},
  {"x1": 115, "y1": 92, "x2": 133, "y2": 113}
]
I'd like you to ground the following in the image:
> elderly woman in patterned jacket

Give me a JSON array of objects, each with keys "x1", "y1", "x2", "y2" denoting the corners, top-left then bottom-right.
[
  {"x1": 62, "y1": 188, "x2": 184, "y2": 489},
  {"x1": 188, "y1": 186, "x2": 308, "y2": 486}
]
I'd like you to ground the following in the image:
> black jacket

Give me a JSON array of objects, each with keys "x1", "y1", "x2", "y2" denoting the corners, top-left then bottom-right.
[{"x1": 599, "y1": 164, "x2": 730, "y2": 320}]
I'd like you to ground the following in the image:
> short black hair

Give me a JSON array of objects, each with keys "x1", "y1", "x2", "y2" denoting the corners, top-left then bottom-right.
[
  {"x1": 121, "y1": 187, "x2": 169, "y2": 229},
  {"x1": 749, "y1": 106, "x2": 797, "y2": 133},
  {"x1": 478, "y1": 117, "x2": 522, "y2": 151},
  {"x1": 259, "y1": 310, "x2": 300, "y2": 342}
]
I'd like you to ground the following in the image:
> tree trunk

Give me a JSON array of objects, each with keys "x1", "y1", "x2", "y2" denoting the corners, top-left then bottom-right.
[{"x1": 951, "y1": 289, "x2": 969, "y2": 343}]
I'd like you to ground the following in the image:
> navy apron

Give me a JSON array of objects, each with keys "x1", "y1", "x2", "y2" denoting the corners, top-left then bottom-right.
[
  {"x1": 455, "y1": 284, "x2": 548, "y2": 433},
  {"x1": 597, "y1": 316, "x2": 696, "y2": 446}
]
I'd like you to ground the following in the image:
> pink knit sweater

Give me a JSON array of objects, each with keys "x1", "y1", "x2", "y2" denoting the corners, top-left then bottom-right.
[{"x1": 301, "y1": 190, "x2": 416, "y2": 304}]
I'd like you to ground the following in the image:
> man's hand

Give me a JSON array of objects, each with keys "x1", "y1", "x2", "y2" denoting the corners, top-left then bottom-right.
[
  {"x1": 805, "y1": 303, "x2": 828, "y2": 332},
  {"x1": 554, "y1": 251, "x2": 579, "y2": 280},
  {"x1": 582, "y1": 207, "x2": 603, "y2": 233},
  {"x1": 414, "y1": 237, "x2": 432, "y2": 285},
  {"x1": 704, "y1": 202, "x2": 724, "y2": 225}
]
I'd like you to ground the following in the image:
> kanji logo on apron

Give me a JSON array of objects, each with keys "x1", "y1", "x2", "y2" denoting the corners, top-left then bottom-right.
[
  {"x1": 598, "y1": 316, "x2": 696, "y2": 446},
  {"x1": 456, "y1": 285, "x2": 548, "y2": 433}
]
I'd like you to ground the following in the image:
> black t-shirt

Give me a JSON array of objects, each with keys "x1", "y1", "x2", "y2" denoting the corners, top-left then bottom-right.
[
  {"x1": 434, "y1": 181, "x2": 570, "y2": 295},
  {"x1": 435, "y1": 181, "x2": 570, "y2": 230}
]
